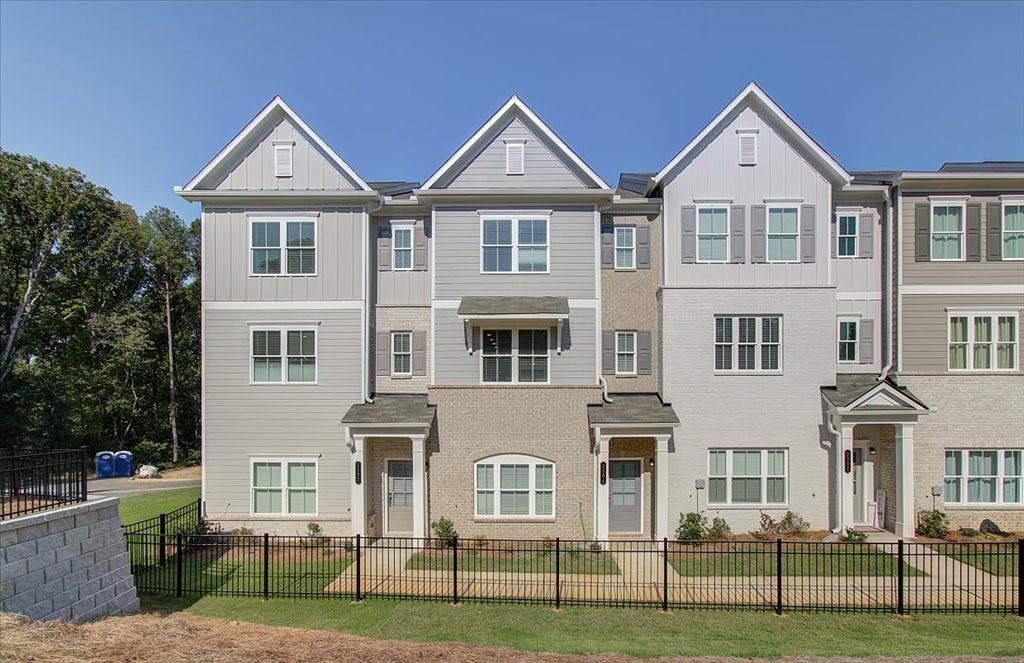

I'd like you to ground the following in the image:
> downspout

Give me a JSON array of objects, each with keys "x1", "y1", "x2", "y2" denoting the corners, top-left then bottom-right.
[
  {"x1": 598, "y1": 197, "x2": 616, "y2": 403},
  {"x1": 877, "y1": 184, "x2": 895, "y2": 382},
  {"x1": 600, "y1": 377, "x2": 613, "y2": 403},
  {"x1": 825, "y1": 410, "x2": 843, "y2": 534},
  {"x1": 363, "y1": 195, "x2": 385, "y2": 404}
]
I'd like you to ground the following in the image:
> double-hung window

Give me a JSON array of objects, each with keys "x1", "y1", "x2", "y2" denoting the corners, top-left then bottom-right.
[
  {"x1": 767, "y1": 207, "x2": 799, "y2": 262},
  {"x1": 1003, "y1": 202, "x2": 1024, "y2": 260},
  {"x1": 252, "y1": 327, "x2": 317, "y2": 384},
  {"x1": 517, "y1": 329, "x2": 549, "y2": 383},
  {"x1": 838, "y1": 319, "x2": 858, "y2": 363},
  {"x1": 251, "y1": 459, "x2": 317, "y2": 515},
  {"x1": 944, "y1": 449, "x2": 1023, "y2": 505},
  {"x1": 392, "y1": 225, "x2": 413, "y2": 270},
  {"x1": 616, "y1": 331, "x2": 637, "y2": 375},
  {"x1": 714, "y1": 315, "x2": 782, "y2": 373},
  {"x1": 948, "y1": 312, "x2": 1017, "y2": 372},
  {"x1": 482, "y1": 328, "x2": 549, "y2": 383},
  {"x1": 930, "y1": 204, "x2": 965, "y2": 261},
  {"x1": 614, "y1": 226, "x2": 636, "y2": 269},
  {"x1": 837, "y1": 214, "x2": 858, "y2": 257},
  {"x1": 481, "y1": 329, "x2": 513, "y2": 383},
  {"x1": 250, "y1": 218, "x2": 316, "y2": 275},
  {"x1": 697, "y1": 207, "x2": 729, "y2": 262},
  {"x1": 475, "y1": 455, "x2": 554, "y2": 518},
  {"x1": 708, "y1": 449, "x2": 787, "y2": 506},
  {"x1": 391, "y1": 331, "x2": 412, "y2": 376},
  {"x1": 481, "y1": 216, "x2": 549, "y2": 273}
]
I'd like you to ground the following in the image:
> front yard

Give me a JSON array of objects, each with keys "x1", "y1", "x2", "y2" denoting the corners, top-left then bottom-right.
[
  {"x1": 406, "y1": 546, "x2": 620, "y2": 575},
  {"x1": 118, "y1": 486, "x2": 200, "y2": 524},
  {"x1": 668, "y1": 542, "x2": 924, "y2": 577}
]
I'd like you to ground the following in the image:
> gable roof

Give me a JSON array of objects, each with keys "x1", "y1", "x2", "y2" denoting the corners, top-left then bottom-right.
[
  {"x1": 821, "y1": 375, "x2": 929, "y2": 412},
  {"x1": 421, "y1": 95, "x2": 610, "y2": 190},
  {"x1": 653, "y1": 82, "x2": 851, "y2": 187},
  {"x1": 177, "y1": 96, "x2": 371, "y2": 192}
]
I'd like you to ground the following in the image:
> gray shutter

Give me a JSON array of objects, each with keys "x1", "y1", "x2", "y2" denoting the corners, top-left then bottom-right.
[
  {"x1": 750, "y1": 205, "x2": 766, "y2": 263},
  {"x1": 637, "y1": 331, "x2": 652, "y2": 375},
  {"x1": 376, "y1": 331, "x2": 390, "y2": 376},
  {"x1": 413, "y1": 224, "x2": 427, "y2": 271},
  {"x1": 680, "y1": 206, "x2": 697, "y2": 263},
  {"x1": 800, "y1": 205, "x2": 816, "y2": 263},
  {"x1": 377, "y1": 224, "x2": 391, "y2": 271},
  {"x1": 730, "y1": 205, "x2": 745, "y2": 263},
  {"x1": 412, "y1": 331, "x2": 426, "y2": 376},
  {"x1": 601, "y1": 330, "x2": 615, "y2": 375},
  {"x1": 915, "y1": 203, "x2": 930, "y2": 262},
  {"x1": 858, "y1": 211, "x2": 874, "y2": 259},
  {"x1": 831, "y1": 213, "x2": 837, "y2": 258},
  {"x1": 637, "y1": 225, "x2": 651, "y2": 269},
  {"x1": 986, "y1": 202, "x2": 1002, "y2": 261},
  {"x1": 600, "y1": 220, "x2": 614, "y2": 268},
  {"x1": 966, "y1": 203, "x2": 981, "y2": 262},
  {"x1": 859, "y1": 319, "x2": 874, "y2": 365}
]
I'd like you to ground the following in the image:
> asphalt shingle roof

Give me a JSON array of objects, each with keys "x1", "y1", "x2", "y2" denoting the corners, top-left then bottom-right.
[
  {"x1": 342, "y1": 394, "x2": 436, "y2": 426},
  {"x1": 587, "y1": 394, "x2": 680, "y2": 426},
  {"x1": 457, "y1": 296, "x2": 570, "y2": 317}
]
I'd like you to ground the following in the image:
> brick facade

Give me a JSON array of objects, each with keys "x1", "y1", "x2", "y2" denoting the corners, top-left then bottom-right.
[{"x1": 373, "y1": 306, "x2": 431, "y2": 394}]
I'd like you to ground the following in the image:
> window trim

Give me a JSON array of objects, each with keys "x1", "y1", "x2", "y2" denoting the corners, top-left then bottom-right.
[
  {"x1": 248, "y1": 216, "x2": 318, "y2": 277},
  {"x1": 391, "y1": 330, "x2": 412, "y2": 377},
  {"x1": 249, "y1": 456, "x2": 319, "y2": 517},
  {"x1": 766, "y1": 205, "x2": 800, "y2": 264},
  {"x1": 479, "y1": 215, "x2": 551, "y2": 274},
  {"x1": 249, "y1": 325, "x2": 318, "y2": 385},
  {"x1": 944, "y1": 449, "x2": 1024, "y2": 507},
  {"x1": 836, "y1": 212, "x2": 859, "y2": 258},
  {"x1": 696, "y1": 205, "x2": 731, "y2": 264},
  {"x1": 615, "y1": 330, "x2": 637, "y2": 376},
  {"x1": 837, "y1": 318, "x2": 860, "y2": 364},
  {"x1": 929, "y1": 201, "x2": 966, "y2": 262},
  {"x1": 947, "y1": 311, "x2": 1018, "y2": 373},
  {"x1": 479, "y1": 327, "x2": 551, "y2": 385},
  {"x1": 707, "y1": 448, "x2": 788, "y2": 507},
  {"x1": 736, "y1": 128, "x2": 758, "y2": 166},
  {"x1": 505, "y1": 140, "x2": 526, "y2": 176},
  {"x1": 614, "y1": 226, "x2": 636, "y2": 270},
  {"x1": 1002, "y1": 200, "x2": 1024, "y2": 261},
  {"x1": 713, "y1": 315, "x2": 783, "y2": 374},
  {"x1": 272, "y1": 142, "x2": 293, "y2": 178},
  {"x1": 474, "y1": 454, "x2": 556, "y2": 520},
  {"x1": 391, "y1": 221, "x2": 415, "y2": 272}
]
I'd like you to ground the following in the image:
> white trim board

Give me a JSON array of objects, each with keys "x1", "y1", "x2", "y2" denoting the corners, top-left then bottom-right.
[
  {"x1": 902, "y1": 285, "x2": 1024, "y2": 296},
  {"x1": 204, "y1": 300, "x2": 365, "y2": 310}
]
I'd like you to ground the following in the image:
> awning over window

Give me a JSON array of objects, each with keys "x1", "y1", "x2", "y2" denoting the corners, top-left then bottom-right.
[
  {"x1": 587, "y1": 394, "x2": 680, "y2": 427},
  {"x1": 342, "y1": 394, "x2": 436, "y2": 427},
  {"x1": 456, "y1": 296, "x2": 570, "y2": 320}
]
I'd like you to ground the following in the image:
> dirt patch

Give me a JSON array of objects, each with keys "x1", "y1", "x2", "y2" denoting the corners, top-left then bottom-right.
[{"x1": 144, "y1": 465, "x2": 202, "y2": 480}]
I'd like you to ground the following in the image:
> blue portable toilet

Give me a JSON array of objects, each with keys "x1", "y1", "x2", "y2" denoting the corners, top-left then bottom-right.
[
  {"x1": 114, "y1": 450, "x2": 134, "y2": 477},
  {"x1": 95, "y1": 451, "x2": 115, "y2": 478}
]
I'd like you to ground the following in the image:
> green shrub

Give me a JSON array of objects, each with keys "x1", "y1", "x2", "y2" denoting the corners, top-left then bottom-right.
[
  {"x1": 707, "y1": 516, "x2": 732, "y2": 540},
  {"x1": 431, "y1": 517, "x2": 458, "y2": 547},
  {"x1": 840, "y1": 528, "x2": 867, "y2": 543},
  {"x1": 778, "y1": 511, "x2": 810, "y2": 535},
  {"x1": 917, "y1": 509, "x2": 949, "y2": 539},
  {"x1": 306, "y1": 522, "x2": 323, "y2": 537},
  {"x1": 675, "y1": 512, "x2": 708, "y2": 542},
  {"x1": 752, "y1": 511, "x2": 810, "y2": 540},
  {"x1": 588, "y1": 541, "x2": 602, "y2": 552},
  {"x1": 231, "y1": 526, "x2": 256, "y2": 536},
  {"x1": 959, "y1": 527, "x2": 979, "y2": 538}
]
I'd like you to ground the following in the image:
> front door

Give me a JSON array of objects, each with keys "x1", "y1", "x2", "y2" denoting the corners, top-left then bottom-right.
[
  {"x1": 852, "y1": 443, "x2": 878, "y2": 525},
  {"x1": 386, "y1": 459, "x2": 413, "y2": 534},
  {"x1": 609, "y1": 459, "x2": 642, "y2": 534}
]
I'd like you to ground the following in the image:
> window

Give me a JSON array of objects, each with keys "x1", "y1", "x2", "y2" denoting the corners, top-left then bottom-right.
[
  {"x1": 737, "y1": 129, "x2": 757, "y2": 166},
  {"x1": 505, "y1": 141, "x2": 525, "y2": 175},
  {"x1": 707, "y1": 449, "x2": 787, "y2": 506},
  {"x1": 948, "y1": 312, "x2": 1017, "y2": 372},
  {"x1": 475, "y1": 455, "x2": 554, "y2": 518},
  {"x1": 767, "y1": 207, "x2": 799, "y2": 262},
  {"x1": 616, "y1": 331, "x2": 636, "y2": 375},
  {"x1": 614, "y1": 226, "x2": 636, "y2": 269},
  {"x1": 481, "y1": 328, "x2": 549, "y2": 384},
  {"x1": 481, "y1": 329, "x2": 513, "y2": 383},
  {"x1": 251, "y1": 459, "x2": 317, "y2": 515},
  {"x1": 250, "y1": 218, "x2": 316, "y2": 275},
  {"x1": 391, "y1": 331, "x2": 412, "y2": 376},
  {"x1": 273, "y1": 143, "x2": 292, "y2": 177},
  {"x1": 931, "y1": 204, "x2": 965, "y2": 261},
  {"x1": 517, "y1": 329, "x2": 549, "y2": 383},
  {"x1": 481, "y1": 217, "x2": 548, "y2": 273},
  {"x1": 838, "y1": 320, "x2": 858, "y2": 363},
  {"x1": 252, "y1": 327, "x2": 316, "y2": 384},
  {"x1": 1003, "y1": 202, "x2": 1024, "y2": 260},
  {"x1": 837, "y1": 214, "x2": 858, "y2": 257},
  {"x1": 392, "y1": 225, "x2": 413, "y2": 270},
  {"x1": 944, "y1": 449, "x2": 1023, "y2": 505},
  {"x1": 714, "y1": 315, "x2": 782, "y2": 373},
  {"x1": 697, "y1": 207, "x2": 729, "y2": 262}
]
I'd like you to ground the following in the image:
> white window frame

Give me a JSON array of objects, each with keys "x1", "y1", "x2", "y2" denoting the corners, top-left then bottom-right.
[
  {"x1": 479, "y1": 327, "x2": 550, "y2": 385},
  {"x1": 930, "y1": 201, "x2": 966, "y2": 262},
  {"x1": 837, "y1": 318, "x2": 859, "y2": 364},
  {"x1": 707, "y1": 448, "x2": 788, "y2": 507},
  {"x1": 272, "y1": 142, "x2": 293, "y2": 178},
  {"x1": 479, "y1": 215, "x2": 550, "y2": 274},
  {"x1": 474, "y1": 454, "x2": 555, "y2": 519},
  {"x1": 943, "y1": 449, "x2": 1024, "y2": 507},
  {"x1": 249, "y1": 325, "x2": 318, "y2": 385},
  {"x1": 249, "y1": 457, "x2": 319, "y2": 517},
  {"x1": 766, "y1": 205, "x2": 800, "y2": 263},
  {"x1": 614, "y1": 226, "x2": 636, "y2": 270},
  {"x1": 947, "y1": 311, "x2": 1018, "y2": 373},
  {"x1": 836, "y1": 213, "x2": 858, "y2": 258},
  {"x1": 713, "y1": 315, "x2": 783, "y2": 374},
  {"x1": 391, "y1": 221, "x2": 414, "y2": 271},
  {"x1": 696, "y1": 206, "x2": 730, "y2": 264},
  {"x1": 615, "y1": 330, "x2": 637, "y2": 376},
  {"x1": 505, "y1": 140, "x2": 525, "y2": 175},
  {"x1": 248, "y1": 216, "x2": 318, "y2": 277},
  {"x1": 391, "y1": 330, "x2": 412, "y2": 377},
  {"x1": 1002, "y1": 200, "x2": 1024, "y2": 261}
]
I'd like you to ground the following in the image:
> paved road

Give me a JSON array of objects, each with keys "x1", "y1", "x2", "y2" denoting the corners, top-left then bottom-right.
[{"x1": 88, "y1": 476, "x2": 200, "y2": 497}]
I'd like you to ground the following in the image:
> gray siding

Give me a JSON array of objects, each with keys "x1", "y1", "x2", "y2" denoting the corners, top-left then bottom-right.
[
  {"x1": 373, "y1": 216, "x2": 430, "y2": 306},
  {"x1": 833, "y1": 200, "x2": 884, "y2": 295},
  {"x1": 203, "y1": 207, "x2": 364, "y2": 302},
  {"x1": 434, "y1": 206, "x2": 596, "y2": 298}
]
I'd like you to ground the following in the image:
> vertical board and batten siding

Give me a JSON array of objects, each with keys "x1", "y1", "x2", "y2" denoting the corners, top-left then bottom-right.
[
  {"x1": 433, "y1": 206, "x2": 597, "y2": 298},
  {"x1": 440, "y1": 116, "x2": 593, "y2": 190},
  {"x1": 662, "y1": 104, "x2": 833, "y2": 288},
  {"x1": 202, "y1": 309, "x2": 363, "y2": 525},
  {"x1": 373, "y1": 216, "x2": 431, "y2": 306},
  {"x1": 432, "y1": 306, "x2": 596, "y2": 385},
  {"x1": 832, "y1": 200, "x2": 884, "y2": 294},
  {"x1": 203, "y1": 207, "x2": 363, "y2": 302}
]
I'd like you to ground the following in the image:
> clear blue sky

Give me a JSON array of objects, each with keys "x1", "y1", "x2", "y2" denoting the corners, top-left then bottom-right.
[{"x1": 2, "y1": 1, "x2": 1022, "y2": 220}]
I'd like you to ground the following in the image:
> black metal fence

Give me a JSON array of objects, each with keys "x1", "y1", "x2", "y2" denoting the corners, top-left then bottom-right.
[
  {"x1": 0, "y1": 447, "x2": 88, "y2": 520},
  {"x1": 123, "y1": 513, "x2": 1023, "y2": 615}
]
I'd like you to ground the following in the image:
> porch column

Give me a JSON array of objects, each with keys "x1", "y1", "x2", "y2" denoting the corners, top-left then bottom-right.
[
  {"x1": 410, "y1": 434, "x2": 427, "y2": 539},
  {"x1": 350, "y1": 432, "x2": 367, "y2": 536},
  {"x1": 594, "y1": 428, "x2": 610, "y2": 540},
  {"x1": 895, "y1": 424, "x2": 915, "y2": 538},
  {"x1": 654, "y1": 434, "x2": 671, "y2": 541},
  {"x1": 839, "y1": 422, "x2": 856, "y2": 532}
]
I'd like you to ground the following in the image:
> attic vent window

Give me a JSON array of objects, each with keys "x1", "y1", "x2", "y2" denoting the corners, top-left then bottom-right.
[
  {"x1": 273, "y1": 142, "x2": 294, "y2": 177},
  {"x1": 737, "y1": 129, "x2": 758, "y2": 166},
  {"x1": 505, "y1": 140, "x2": 525, "y2": 175}
]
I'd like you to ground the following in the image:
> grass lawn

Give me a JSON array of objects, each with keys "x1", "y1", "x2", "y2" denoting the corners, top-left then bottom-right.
[
  {"x1": 119, "y1": 486, "x2": 200, "y2": 525},
  {"x1": 140, "y1": 595, "x2": 1024, "y2": 658},
  {"x1": 669, "y1": 545, "x2": 923, "y2": 577},
  {"x1": 406, "y1": 548, "x2": 620, "y2": 575},
  {"x1": 941, "y1": 546, "x2": 1019, "y2": 577}
]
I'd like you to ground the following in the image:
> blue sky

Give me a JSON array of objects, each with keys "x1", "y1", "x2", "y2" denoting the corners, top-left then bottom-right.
[{"x1": 2, "y1": 1, "x2": 1022, "y2": 220}]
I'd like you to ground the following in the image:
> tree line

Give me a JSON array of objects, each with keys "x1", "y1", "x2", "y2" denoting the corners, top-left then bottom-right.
[{"x1": 0, "y1": 150, "x2": 200, "y2": 466}]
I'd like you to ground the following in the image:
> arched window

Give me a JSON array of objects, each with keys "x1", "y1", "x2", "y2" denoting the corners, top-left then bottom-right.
[{"x1": 474, "y1": 454, "x2": 555, "y2": 518}]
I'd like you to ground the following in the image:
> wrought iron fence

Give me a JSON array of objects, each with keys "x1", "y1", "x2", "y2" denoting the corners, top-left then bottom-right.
[{"x1": 0, "y1": 447, "x2": 88, "y2": 519}]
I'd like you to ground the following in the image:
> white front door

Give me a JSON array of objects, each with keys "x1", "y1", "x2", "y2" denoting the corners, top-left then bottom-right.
[
  {"x1": 853, "y1": 442, "x2": 878, "y2": 526},
  {"x1": 385, "y1": 459, "x2": 414, "y2": 534}
]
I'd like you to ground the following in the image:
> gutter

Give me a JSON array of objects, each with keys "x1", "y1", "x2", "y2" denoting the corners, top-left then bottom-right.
[{"x1": 823, "y1": 408, "x2": 843, "y2": 534}]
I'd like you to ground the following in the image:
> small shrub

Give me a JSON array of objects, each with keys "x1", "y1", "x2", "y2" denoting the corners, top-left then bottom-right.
[
  {"x1": 675, "y1": 512, "x2": 708, "y2": 542},
  {"x1": 431, "y1": 517, "x2": 458, "y2": 547},
  {"x1": 343, "y1": 539, "x2": 354, "y2": 553},
  {"x1": 231, "y1": 526, "x2": 256, "y2": 537},
  {"x1": 959, "y1": 527, "x2": 979, "y2": 538},
  {"x1": 778, "y1": 511, "x2": 810, "y2": 535},
  {"x1": 306, "y1": 522, "x2": 323, "y2": 538},
  {"x1": 752, "y1": 512, "x2": 781, "y2": 540},
  {"x1": 472, "y1": 534, "x2": 489, "y2": 550},
  {"x1": 707, "y1": 516, "x2": 732, "y2": 540},
  {"x1": 588, "y1": 541, "x2": 602, "y2": 552},
  {"x1": 917, "y1": 509, "x2": 949, "y2": 539},
  {"x1": 840, "y1": 528, "x2": 867, "y2": 543}
]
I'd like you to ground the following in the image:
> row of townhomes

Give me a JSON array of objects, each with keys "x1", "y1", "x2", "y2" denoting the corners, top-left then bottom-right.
[{"x1": 176, "y1": 83, "x2": 1024, "y2": 542}]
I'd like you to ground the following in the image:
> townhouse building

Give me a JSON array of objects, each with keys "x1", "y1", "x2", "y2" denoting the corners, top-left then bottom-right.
[{"x1": 177, "y1": 83, "x2": 1023, "y2": 541}]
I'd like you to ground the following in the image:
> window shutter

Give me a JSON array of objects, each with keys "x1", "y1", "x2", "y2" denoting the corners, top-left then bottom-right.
[
  {"x1": 750, "y1": 206, "x2": 767, "y2": 263},
  {"x1": 376, "y1": 331, "x2": 390, "y2": 376},
  {"x1": 800, "y1": 205, "x2": 816, "y2": 263},
  {"x1": 966, "y1": 203, "x2": 981, "y2": 262},
  {"x1": 914, "y1": 203, "x2": 930, "y2": 262},
  {"x1": 831, "y1": 213, "x2": 837, "y2": 259},
  {"x1": 859, "y1": 319, "x2": 874, "y2": 365},
  {"x1": 680, "y1": 206, "x2": 697, "y2": 263},
  {"x1": 738, "y1": 134, "x2": 757, "y2": 165},
  {"x1": 637, "y1": 225, "x2": 651, "y2": 269},
  {"x1": 637, "y1": 331, "x2": 652, "y2": 375},
  {"x1": 412, "y1": 331, "x2": 426, "y2": 376},
  {"x1": 858, "y1": 211, "x2": 874, "y2": 259},
  {"x1": 274, "y1": 145, "x2": 292, "y2": 177},
  {"x1": 413, "y1": 224, "x2": 428, "y2": 271},
  {"x1": 730, "y1": 205, "x2": 746, "y2": 263},
  {"x1": 377, "y1": 225, "x2": 391, "y2": 271},
  {"x1": 600, "y1": 219, "x2": 614, "y2": 268},
  {"x1": 601, "y1": 330, "x2": 615, "y2": 375},
  {"x1": 505, "y1": 142, "x2": 525, "y2": 175},
  {"x1": 986, "y1": 203, "x2": 1002, "y2": 261}
]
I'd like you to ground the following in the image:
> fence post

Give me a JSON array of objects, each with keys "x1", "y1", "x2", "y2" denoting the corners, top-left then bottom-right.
[
  {"x1": 1017, "y1": 538, "x2": 1023, "y2": 618},
  {"x1": 555, "y1": 538, "x2": 561, "y2": 609},
  {"x1": 775, "y1": 538, "x2": 783, "y2": 615},
  {"x1": 175, "y1": 532, "x2": 183, "y2": 598},
  {"x1": 262, "y1": 533, "x2": 270, "y2": 601},
  {"x1": 452, "y1": 535, "x2": 459, "y2": 604},
  {"x1": 195, "y1": 497, "x2": 202, "y2": 524},
  {"x1": 897, "y1": 539, "x2": 905, "y2": 615},
  {"x1": 159, "y1": 513, "x2": 167, "y2": 566},
  {"x1": 662, "y1": 538, "x2": 669, "y2": 612},
  {"x1": 80, "y1": 446, "x2": 88, "y2": 501},
  {"x1": 355, "y1": 534, "x2": 362, "y2": 601}
]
